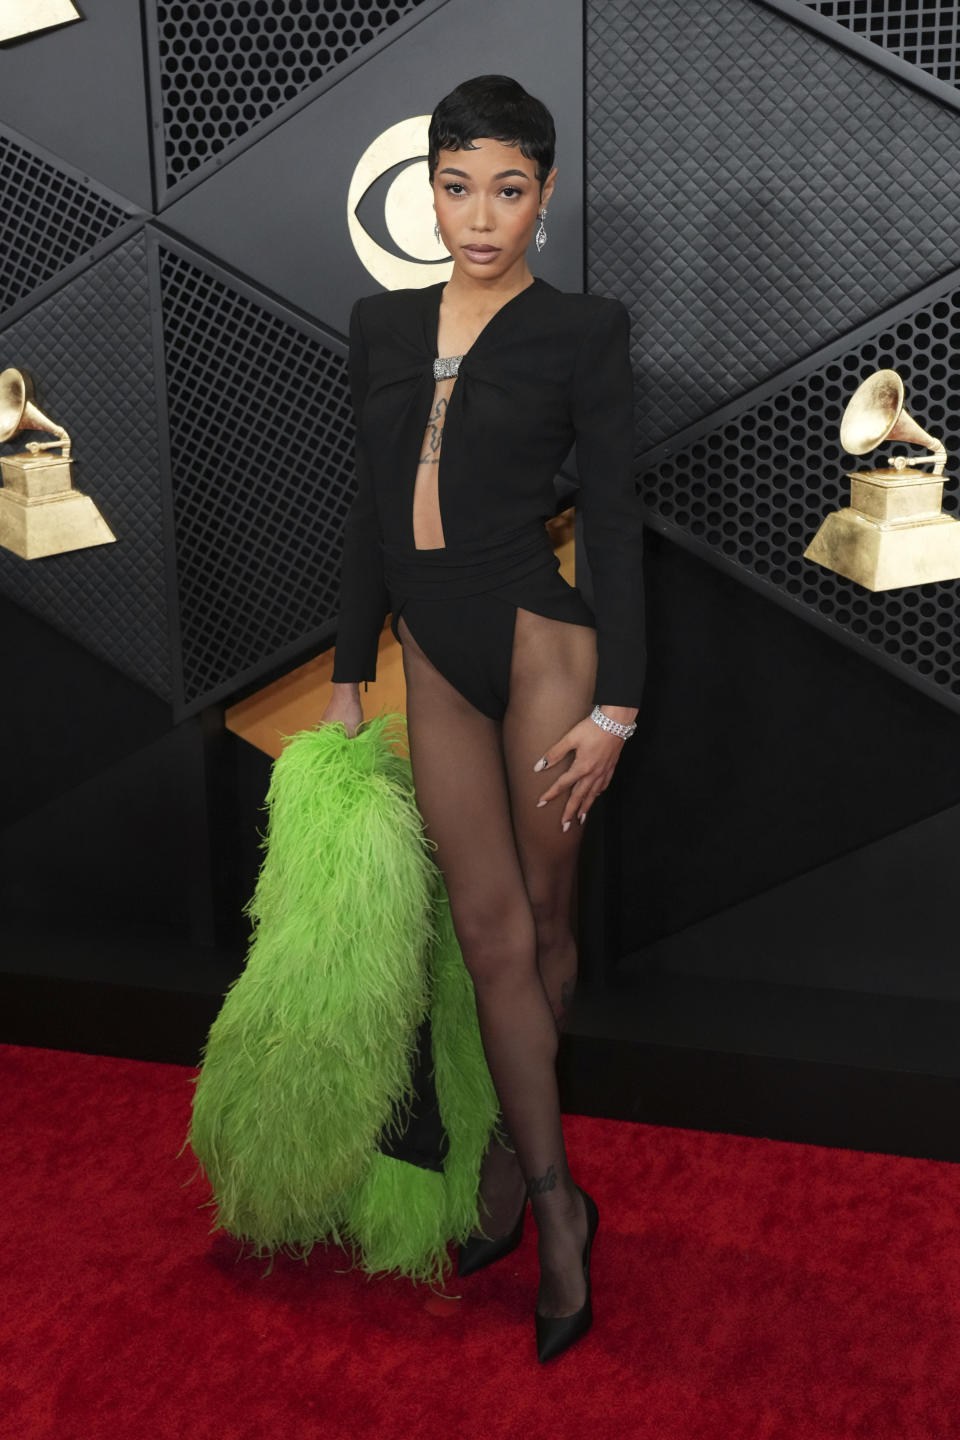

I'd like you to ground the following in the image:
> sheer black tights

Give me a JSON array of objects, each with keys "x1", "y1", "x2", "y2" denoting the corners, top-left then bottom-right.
[{"x1": 398, "y1": 605, "x2": 597, "y2": 1318}]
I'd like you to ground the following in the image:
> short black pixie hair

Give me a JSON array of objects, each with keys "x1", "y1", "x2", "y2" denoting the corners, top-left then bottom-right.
[{"x1": 427, "y1": 74, "x2": 556, "y2": 194}]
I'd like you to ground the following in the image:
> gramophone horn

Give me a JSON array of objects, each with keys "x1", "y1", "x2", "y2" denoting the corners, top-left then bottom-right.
[
  {"x1": 0, "y1": 366, "x2": 69, "y2": 449},
  {"x1": 840, "y1": 368, "x2": 945, "y2": 474}
]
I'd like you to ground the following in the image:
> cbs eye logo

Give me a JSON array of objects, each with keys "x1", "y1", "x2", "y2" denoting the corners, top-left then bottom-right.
[{"x1": 347, "y1": 116, "x2": 453, "y2": 290}]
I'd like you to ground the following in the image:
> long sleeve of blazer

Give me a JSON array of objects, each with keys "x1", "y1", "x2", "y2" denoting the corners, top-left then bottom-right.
[{"x1": 329, "y1": 298, "x2": 391, "y2": 686}]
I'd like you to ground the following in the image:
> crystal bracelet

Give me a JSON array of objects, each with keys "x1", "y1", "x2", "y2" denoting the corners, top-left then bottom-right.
[{"x1": 589, "y1": 705, "x2": 637, "y2": 740}]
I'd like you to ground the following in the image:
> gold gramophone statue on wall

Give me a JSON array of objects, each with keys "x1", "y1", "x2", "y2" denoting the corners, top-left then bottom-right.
[
  {"x1": 805, "y1": 369, "x2": 960, "y2": 590},
  {"x1": 0, "y1": 367, "x2": 115, "y2": 560}
]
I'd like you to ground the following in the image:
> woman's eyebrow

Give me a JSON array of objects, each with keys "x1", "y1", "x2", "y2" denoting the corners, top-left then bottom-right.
[{"x1": 437, "y1": 167, "x2": 531, "y2": 180}]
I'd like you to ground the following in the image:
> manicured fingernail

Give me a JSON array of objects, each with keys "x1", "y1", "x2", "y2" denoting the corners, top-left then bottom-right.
[
  {"x1": 562, "y1": 820, "x2": 571, "y2": 832},
  {"x1": 536, "y1": 799, "x2": 547, "y2": 808},
  {"x1": 534, "y1": 757, "x2": 548, "y2": 772},
  {"x1": 578, "y1": 813, "x2": 586, "y2": 825}
]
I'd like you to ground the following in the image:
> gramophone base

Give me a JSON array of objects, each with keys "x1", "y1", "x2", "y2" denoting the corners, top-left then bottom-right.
[
  {"x1": 0, "y1": 487, "x2": 116, "y2": 560},
  {"x1": 804, "y1": 508, "x2": 960, "y2": 591}
]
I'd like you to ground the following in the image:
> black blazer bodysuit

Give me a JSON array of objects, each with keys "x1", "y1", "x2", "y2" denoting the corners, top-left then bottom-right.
[{"x1": 330, "y1": 275, "x2": 646, "y2": 718}]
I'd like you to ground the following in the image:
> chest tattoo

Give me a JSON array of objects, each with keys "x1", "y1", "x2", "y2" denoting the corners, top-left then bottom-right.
[{"x1": 419, "y1": 393, "x2": 448, "y2": 465}]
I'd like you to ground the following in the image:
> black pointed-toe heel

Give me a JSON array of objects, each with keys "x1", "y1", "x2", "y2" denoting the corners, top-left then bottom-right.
[
  {"x1": 457, "y1": 1194, "x2": 527, "y2": 1277},
  {"x1": 535, "y1": 1185, "x2": 599, "y2": 1364}
]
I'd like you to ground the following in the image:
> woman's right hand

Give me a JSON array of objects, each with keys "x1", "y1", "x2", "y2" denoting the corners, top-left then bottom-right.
[{"x1": 317, "y1": 681, "x2": 364, "y2": 738}]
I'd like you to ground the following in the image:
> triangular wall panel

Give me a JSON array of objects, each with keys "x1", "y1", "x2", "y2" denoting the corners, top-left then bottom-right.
[
  {"x1": 0, "y1": 0, "x2": 153, "y2": 210},
  {"x1": 149, "y1": 0, "x2": 434, "y2": 199},
  {"x1": 587, "y1": 0, "x2": 960, "y2": 450},
  {"x1": 801, "y1": 1, "x2": 960, "y2": 90},
  {"x1": 155, "y1": 236, "x2": 355, "y2": 710},
  {"x1": 0, "y1": 128, "x2": 142, "y2": 324},
  {"x1": 0, "y1": 232, "x2": 171, "y2": 698}
]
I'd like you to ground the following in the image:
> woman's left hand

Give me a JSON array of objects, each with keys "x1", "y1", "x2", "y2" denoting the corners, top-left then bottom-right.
[{"x1": 532, "y1": 714, "x2": 629, "y2": 831}]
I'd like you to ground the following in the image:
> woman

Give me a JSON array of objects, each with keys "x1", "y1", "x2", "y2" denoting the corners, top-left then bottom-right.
[{"x1": 319, "y1": 74, "x2": 646, "y2": 1362}]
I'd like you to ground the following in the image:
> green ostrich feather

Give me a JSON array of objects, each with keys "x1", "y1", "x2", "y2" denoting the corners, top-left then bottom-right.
[
  {"x1": 187, "y1": 711, "x2": 497, "y2": 1280},
  {"x1": 188, "y1": 713, "x2": 435, "y2": 1250},
  {"x1": 341, "y1": 890, "x2": 500, "y2": 1282}
]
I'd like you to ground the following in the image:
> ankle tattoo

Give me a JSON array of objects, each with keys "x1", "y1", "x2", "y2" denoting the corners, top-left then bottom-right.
[
  {"x1": 526, "y1": 1163, "x2": 558, "y2": 1197},
  {"x1": 554, "y1": 977, "x2": 576, "y2": 1034}
]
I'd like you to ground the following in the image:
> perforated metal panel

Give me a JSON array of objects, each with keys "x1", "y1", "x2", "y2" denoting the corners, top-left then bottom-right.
[
  {"x1": 802, "y1": 1, "x2": 960, "y2": 86},
  {"x1": 158, "y1": 245, "x2": 357, "y2": 709},
  {"x1": 584, "y1": 0, "x2": 960, "y2": 451},
  {"x1": 155, "y1": 0, "x2": 429, "y2": 190},
  {"x1": 639, "y1": 275, "x2": 960, "y2": 702},
  {"x1": 0, "y1": 131, "x2": 133, "y2": 320}
]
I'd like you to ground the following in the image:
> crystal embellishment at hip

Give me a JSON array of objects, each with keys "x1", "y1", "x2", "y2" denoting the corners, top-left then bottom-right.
[{"x1": 433, "y1": 354, "x2": 463, "y2": 380}]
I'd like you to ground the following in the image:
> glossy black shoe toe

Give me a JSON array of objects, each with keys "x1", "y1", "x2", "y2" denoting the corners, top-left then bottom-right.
[
  {"x1": 457, "y1": 1194, "x2": 527, "y2": 1277},
  {"x1": 535, "y1": 1185, "x2": 599, "y2": 1363}
]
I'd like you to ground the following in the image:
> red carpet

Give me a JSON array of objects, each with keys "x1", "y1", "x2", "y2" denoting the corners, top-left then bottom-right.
[{"x1": 2, "y1": 1041, "x2": 960, "y2": 1439}]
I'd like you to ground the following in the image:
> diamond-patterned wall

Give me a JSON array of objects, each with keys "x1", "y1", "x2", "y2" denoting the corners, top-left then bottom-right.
[{"x1": 586, "y1": 0, "x2": 960, "y2": 451}]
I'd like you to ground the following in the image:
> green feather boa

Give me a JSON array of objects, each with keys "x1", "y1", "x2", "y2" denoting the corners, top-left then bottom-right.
[{"x1": 187, "y1": 712, "x2": 499, "y2": 1284}]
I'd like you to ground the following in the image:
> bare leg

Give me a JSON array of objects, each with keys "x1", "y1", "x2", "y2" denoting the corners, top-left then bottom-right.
[
  {"x1": 467, "y1": 1114, "x2": 528, "y2": 1242},
  {"x1": 502, "y1": 606, "x2": 598, "y2": 1317},
  {"x1": 397, "y1": 608, "x2": 596, "y2": 1317},
  {"x1": 505, "y1": 607, "x2": 598, "y2": 1030},
  {"x1": 470, "y1": 606, "x2": 597, "y2": 1242}
]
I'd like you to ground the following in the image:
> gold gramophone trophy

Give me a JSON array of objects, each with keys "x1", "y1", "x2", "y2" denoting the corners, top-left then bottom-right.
[
  {"x1": 0, "y1": 367, "x2": 115, "y2": 560},
  {"x1": 805, "y1": 369, "x2": 960, "y2": 590}
]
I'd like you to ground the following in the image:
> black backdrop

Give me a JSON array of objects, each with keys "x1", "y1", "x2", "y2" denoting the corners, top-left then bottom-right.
[{"x1": 3, "y1": 1, "x2": 960, "y2": 1150}]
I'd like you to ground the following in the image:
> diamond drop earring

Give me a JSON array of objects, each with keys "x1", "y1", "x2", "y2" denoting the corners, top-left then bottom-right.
[
  {"x1": 535, "y1": 208, "x2": 548, "y2": 253},
  {"x1": 434, "y1": 217, "x2": 440, "y2": 242}
]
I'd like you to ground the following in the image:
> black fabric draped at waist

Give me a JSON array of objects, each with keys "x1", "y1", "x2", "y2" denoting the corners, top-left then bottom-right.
[{"x1": 382, "y1": 523, "x2": 560, "y2": 602}]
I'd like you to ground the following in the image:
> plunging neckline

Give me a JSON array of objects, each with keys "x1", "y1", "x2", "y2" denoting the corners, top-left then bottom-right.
[{"x1": 430, "y1": 275, "x2": 543, "y2": 365}]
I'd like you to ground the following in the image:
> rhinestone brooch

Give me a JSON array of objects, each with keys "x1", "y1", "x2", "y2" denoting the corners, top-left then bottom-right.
[{"x1": 433, "y1": 354, "x2": 463, "y2": 380}]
